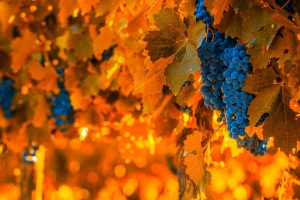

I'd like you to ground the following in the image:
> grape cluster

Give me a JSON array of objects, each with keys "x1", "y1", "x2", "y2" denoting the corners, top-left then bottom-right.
[
  {"x1": 220, "y1": 45, "x2": 253, "y2": 138},
  {"x1": 49, "y1": 82, "x2": 74, "y2": 127},
  {"x1": 238, "y1": 135, "x2": 267, "y2": 156},
  {"x1": 195, "y1": 0, "x2": 213, "y2": 24},
  {"x1": 22, "y1": 144, "x2": 38, "y2": 164},
  {"x1": 0, "y1": 78, "x2": 16, "y2": 118},
  {"x1": 195, "y1": 0, "x2": 268, "y2": 155},
  {"x1": 198, "y1": 30, "x2": 235, "y2": 116}
]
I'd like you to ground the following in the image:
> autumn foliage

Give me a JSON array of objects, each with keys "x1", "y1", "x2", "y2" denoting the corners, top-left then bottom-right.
[{"x1": 0, "y1": 0, "x2": 299, "y2": 199}]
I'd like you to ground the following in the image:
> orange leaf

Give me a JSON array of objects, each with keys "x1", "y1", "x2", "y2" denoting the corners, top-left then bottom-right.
[
  {"x1": 11, "y1": 29, "x2": 36, "y2": 73},
  {"x1": 77, "y1": 0, "x2": 99, "y2": 14},
  {"x1": 70, "y1": 88, "x2": 92, "y2": 111},
  {"x1": 118, "y1": 68, "x2": 134, "y2": 96},
  {"x1": 36, "y1": 66, "x2": 59, "y2": 93},
  {"x1": 92, "y1": 27, "x2": 115, "y2": 59},
  {"x1": 32, "y1": 96, "x2": 50, "y2": 128},
  {"x1": 211, "y1": 0, "x2": 231, "y2": 25},
  {"x1": 183, "y1": 131, "x2": 205, "y2": 184},
  {"x1": 58, "y1": 0, "x2": 76, "y2": 26},
  {"x1": 134, "y1": 56, "x2": 175, "y2": 99},
  {"x1": 27, "y1": 60, "x2": 47, "y2": 81}
]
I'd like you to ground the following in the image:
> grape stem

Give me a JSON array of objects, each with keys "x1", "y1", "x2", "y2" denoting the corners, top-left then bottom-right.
[
  {"x1": 205, "y1": 27, "x2": 215, "y2": 43},
  {"x1": 202, "y1": 123, "x2": 225, "y2": 151},
  {"x1": 280, "y1": 0, "x2": 291, "y2": 9}
]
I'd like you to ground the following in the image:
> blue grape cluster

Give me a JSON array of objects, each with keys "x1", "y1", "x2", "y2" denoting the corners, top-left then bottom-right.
[
  {"x1": 220, "y1": 45, "x2": 254, "y2": 138},
  {"x1": 22, "y1": 144, "x2": 38, "y2": 164},
  {"x1": 48, "y1": 69, "x2": 73, "y2": 130},
  {"x1": 238, "y1": 135, "x2": 267, "y2": 156},
  {"x1": 195, "y1": 0, "x2": 213, "y2": 24},
  {"x1": 0, "y1": 78, "x2": 16, "y2": 118},
  {"x1": 195, "y1": 0, "x2": 268, "y2": 155},
  {"x1": 199, "y1": 30, "x2": 235, "y2": 116},
  {"x1": 48, "y1": 82, "x2": 74, "y2": 127}
]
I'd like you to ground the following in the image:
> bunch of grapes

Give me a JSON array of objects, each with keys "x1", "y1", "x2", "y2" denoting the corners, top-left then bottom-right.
[
  {"x1": 0, "y1": 78, "x2": 16, "y2": 118},
  {"x1": 195, "y1": 0, "x2": 268, "y2": 155},
  {"x1": 195, "y1": 0, "x2": 213, "y2": 24},
  {"x1": 198, "y1": 30, "x2": 236, "y2": 117},
  {"x1": 238, "y1": 134, "x2": 267, "y2": 156},
  {"x1": 48, "y1": 70, "x2": 74, "y2": 130},
  {"x1": 49, "y1": 82, "x2": 74, "y2": 127},
  {"x1": 220, "y1": 45, "x2": 253, "y2": 138}
]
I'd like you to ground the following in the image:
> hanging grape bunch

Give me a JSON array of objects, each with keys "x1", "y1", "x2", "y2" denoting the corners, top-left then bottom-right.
[
  {"x1": 195, "y1": 0, "x2": 268, "y2": 155},
  {"x1": 48, "y1": 69, "x2": 74, "y2": 132},
  {"x1": 0, "y1": 78, "x2": 16, "y2": 118}
]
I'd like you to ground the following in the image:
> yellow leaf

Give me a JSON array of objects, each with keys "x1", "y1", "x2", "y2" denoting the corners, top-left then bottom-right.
[
  {"x1": 178, "y1": 0, "x2": 196, "y2": 18},
  {"x1": 11, "y1": 29, "x2": 36, "y2": 73},
  {"x1": 183, "y1": 131, "x2": 204, "y2": 184}
]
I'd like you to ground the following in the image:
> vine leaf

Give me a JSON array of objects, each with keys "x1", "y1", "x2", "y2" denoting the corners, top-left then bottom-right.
[
  {"x1": 68, "y1": 32, "x2": 94, "y2": 60},
  {"x1": 27, "y1": 60, "x2": 47, "y2": 81},
  {"x1": 134, "y1": 56, "x2": 175, "y2": 100},
  {"x1": 32, "y1": 95, "x2": 50, "y2": 128},
  {"x1": 11, "y1": 29, "x2": 36, "y2": 73},
  {"x1": 58, "y1": 0, "x2": 76, "y2": 26},
  {"x1": 144, "y1": 9, "x2": 204, "y2": 94},
  {"x1": 92, "y1": 27, "x2": 115, "y2": 59},
  {"x1": 35, "y1": 66, "x2": 59, "y2": 93},
  {"x1": 144, "y1": 8, "x2": 187, "y2": 62},
  {"x1": 70, "y1": 88, "x2": 92, "y2": 111},
  {"x1": 165, "y1": 44, "x2": 200, "y2": 94},
  {"x1": 178, "y1": 0, "x2": 196, "y2": 18},
  {"x1": 287, "y1": 60, "x2": 300, "y2": 100},
  {"x1": 211, "y1": 0, "x2": 231, "y2": 25},
  {"x1": 77, "y1": 0, "x2": 99, "y2": 15},
  {"x1": 183, "y1": 130, "x2": 204, "y2": 184},
  {"x1": 80, "y1": 74, "x2": 101, "y2": 96},
  {"x1": 244, "y1": 67, "x2": 300, "y2": 154}
]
